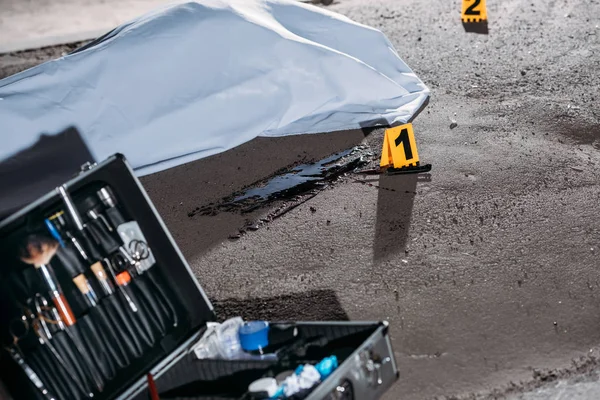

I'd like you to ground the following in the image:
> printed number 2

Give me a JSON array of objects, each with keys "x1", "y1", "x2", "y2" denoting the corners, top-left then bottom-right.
[
  {"x1": 395, "y1": 128, "x2": 413, "y2": 160},
  {"x1": 465, "y1": 0, "x2": 481, "y2": 15}
]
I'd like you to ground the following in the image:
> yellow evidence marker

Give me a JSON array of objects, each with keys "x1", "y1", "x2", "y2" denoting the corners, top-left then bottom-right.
[
  {"x1": 380, "y1": 123, "x2": 420, "y2": 169},
  {"x1": 461, "y1": 0, "x2": 487, "y2": 23}
]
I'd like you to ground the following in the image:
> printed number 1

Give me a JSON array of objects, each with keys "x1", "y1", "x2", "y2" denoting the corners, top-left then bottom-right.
[
  {"x1": 465, "y1": 0, "x2": 481, "y2": 15},
  {"x1": 394, "y1": 128, "x2": 413, "y2": 160}
]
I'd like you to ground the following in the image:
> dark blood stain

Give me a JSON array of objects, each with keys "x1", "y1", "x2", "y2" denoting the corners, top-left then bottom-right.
[{"x1": 188, "y1": 147, "x2": 369, "y2": 219}]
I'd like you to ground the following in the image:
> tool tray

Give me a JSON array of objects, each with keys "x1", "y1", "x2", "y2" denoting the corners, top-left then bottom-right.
[{"x1": 0, "y1": 154, "x2": 399, "y2": 400}]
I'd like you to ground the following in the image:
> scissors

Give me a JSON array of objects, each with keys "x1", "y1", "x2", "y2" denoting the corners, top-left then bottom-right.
[
  {"x1": 6, "y1": 307, "x2": 56, "y2": 400},
  {"x1": 33, "y1": 294, "x2": 62, "y2": 338},
  {"x1": 128, "y1": 239, "x2": 150, "y2": 263},
  {"x1": 32, "y1": 294, "x2": 96, "y2": 397},
  {"x1": 112, "y1": 242, "x2": 147, "y2": 277}
]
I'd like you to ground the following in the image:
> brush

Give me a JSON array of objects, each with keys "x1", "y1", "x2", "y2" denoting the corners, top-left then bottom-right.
[
  {"x1": 32, "y1": 295, "x2": 95, "y2": 398},
  {"x1": 56, "y1": 185, "x2": 146, "y2": 358},
  {"x1": 55, "y1": 187, "x2": 119, "y2": 300},
  {"x1": 19, "y1": 234, "x2": 76, "y2": 327},
  {"x1": 46, "y1": 215, "x2": 131, "y2": 370},
  {"x1": 95, "y1": 186, "x2": 179, "y2": 329},
  {"x1": 20, "y1": 235, "x2": 105, "y2": 393},
  {"x1": 49, "y1": 209, "x2": 110, "y2": 290},
  {"x1": 46, "y1": 215, "x2": 99, "y2": 307}
]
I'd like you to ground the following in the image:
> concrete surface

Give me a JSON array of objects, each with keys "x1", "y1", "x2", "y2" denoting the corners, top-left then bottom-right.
[
  {"x1": 508, "y1": 367, "x2": 600, "y2": 400},
  {"x1": 1, "y1": 0, "x2": 600, "y2": 399},
  {"x1": 0, "y1": 0, "x2": 185, "y2": 52}
]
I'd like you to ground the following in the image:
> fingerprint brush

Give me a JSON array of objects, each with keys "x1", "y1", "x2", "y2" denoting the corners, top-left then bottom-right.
[
  {"x1": 51, "y1": 191, "x2": 113, "y2": 298},
  {"x1": 45, "y1": 218, "x2": 99, "y2": 307},
  {"x1": 19, "y1": 234, "x2": 76, "y2": 327}
]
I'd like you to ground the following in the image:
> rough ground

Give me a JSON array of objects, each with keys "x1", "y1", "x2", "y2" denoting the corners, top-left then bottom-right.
[
  {"x1": 1, "y1": 0, "x2": 600, "y2": 399},
  {"x1": 0, "y1": 0, "x2": 187, "y2": 52}
]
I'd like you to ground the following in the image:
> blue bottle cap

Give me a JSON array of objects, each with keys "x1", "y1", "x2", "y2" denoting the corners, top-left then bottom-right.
[{"x1": 239, "y1": 321, "x2": 269, "y2": 351}]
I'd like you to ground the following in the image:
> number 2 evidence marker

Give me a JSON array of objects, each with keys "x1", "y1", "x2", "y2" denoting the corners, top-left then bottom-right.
[{"x1": 461, "y1": 0, "x2": 488, "y2": 23}]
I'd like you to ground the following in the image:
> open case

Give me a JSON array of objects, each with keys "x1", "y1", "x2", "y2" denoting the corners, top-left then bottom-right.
[{"x1": 0, "y1": 153, "x2": 399, "y2": 400}]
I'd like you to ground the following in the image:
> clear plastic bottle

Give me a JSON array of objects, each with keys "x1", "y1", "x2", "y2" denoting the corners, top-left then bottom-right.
[{"x1": 193, "y1": 318, "x2": 277, "y2": 361}]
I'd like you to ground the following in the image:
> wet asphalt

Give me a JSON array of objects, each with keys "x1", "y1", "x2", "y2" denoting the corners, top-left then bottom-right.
[{"x1": 1, "y1": 0, "x2": 600, "y2": 399}]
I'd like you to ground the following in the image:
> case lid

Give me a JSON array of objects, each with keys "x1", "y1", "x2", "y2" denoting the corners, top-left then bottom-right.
[{"x1": 0, "y1": 142, "x2": 216, "y2": 399}]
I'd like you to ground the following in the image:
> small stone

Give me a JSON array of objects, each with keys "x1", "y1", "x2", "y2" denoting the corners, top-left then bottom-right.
[
  {"x1": 450, "y1": 120, "x2": 458, "y2": 129},
  {"x1": 520, "y1": 70, "x2": 526, "y2": 76},
  {"x1": 553, "y1": 321, "x2": 558, "y2": 326},
  {"x1": 310, "y1": 206, "x2": 317, "y2": 213},
  {"x1": 401, "y1": 259, "x2": 409, "y2": 265}
]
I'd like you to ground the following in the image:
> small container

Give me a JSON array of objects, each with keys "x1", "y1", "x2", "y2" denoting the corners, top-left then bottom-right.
[
  {"x1": 216, "y1": 317, "x2": 245, "y2": 359},
  {"x1": 239, "y1": 321, "x2": 270, "y2": 353},
  {"x1": 248, "y1": 377, "x2": 278, "y2": 399}
]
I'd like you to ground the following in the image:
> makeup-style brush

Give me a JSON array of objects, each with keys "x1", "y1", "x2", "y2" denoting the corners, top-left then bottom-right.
[
  {"x1": 45, "y1": 216, "x2": 99, "y2": 308},
  {"x1": 19, "y1": 234, "x2": 76, "y2": 327},
  {"x1": 20, "y1": 234, "x2": 58, "y2": 266},
  {"x1": 56, "y1": 185, "x2": 147, "y2": 359},
  {"x1": 46, "y1": 215, "x2": 132, "y2": 370},
  {"x1": 55, "y1": 186, "x2": 119, "y2": 299}
]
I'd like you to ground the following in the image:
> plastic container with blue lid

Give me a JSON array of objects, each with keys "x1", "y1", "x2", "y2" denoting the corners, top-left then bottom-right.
[{"x1": 239, "y1": 320, "x2": 270, "y2": 353}]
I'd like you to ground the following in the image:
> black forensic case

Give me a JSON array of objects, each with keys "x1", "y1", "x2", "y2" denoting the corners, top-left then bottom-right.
[{"x1": 0, "y1": 153, "x2": 399, "y2": 400}]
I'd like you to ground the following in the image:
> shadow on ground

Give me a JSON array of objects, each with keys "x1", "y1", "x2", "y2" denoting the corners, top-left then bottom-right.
[
  {"x1": 373, "y1": 174, "x2": 418, "y2": 262},
  {"x1": 212, "y1": 289, "x2": 349, "y2": 322},
  {"x1": 462, "y1": 20, "x2": 489, "y2": 34}
]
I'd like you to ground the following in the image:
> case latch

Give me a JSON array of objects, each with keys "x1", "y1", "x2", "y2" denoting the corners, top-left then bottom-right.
[
  {"x1": 359, "y1": 349, "x2": 391, "y2": 387},
  {"x1": 80, "y1": 161, "x2": 97, "y2": 173},
  {"x1": 328, "y1": 380, "x2": 353, "y2": 399}
]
